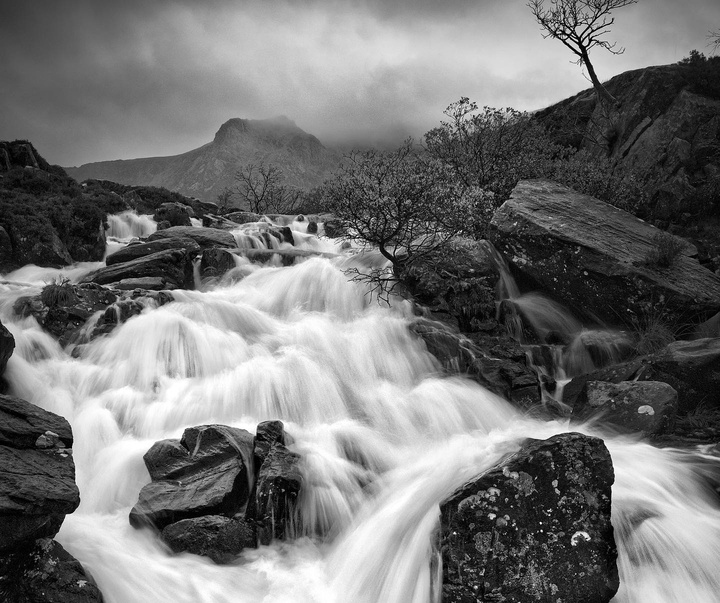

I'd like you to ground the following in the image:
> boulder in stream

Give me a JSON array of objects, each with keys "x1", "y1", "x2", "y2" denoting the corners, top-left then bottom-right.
[
  {"x1": 571, "y1": 380, "x2": 678, "y2": 435},
  {"x1": 129, "y1": 424, "x2": 255, "y2": 530},
  {"x1": 80, "y1": 248, "x2": 194, "y2": 290},
  {"x1": 0, "y1": 320, "x2": 14, "y2": 390},
  {"x1": 439, "y1": 432, "x2": 618, "y2": 603},
  {"x1": 489, "y1": 180, "x2": 720, "y2": 327},
  {"x1": 161, "y1": 515, "x2": 256, "y2": 564},
  {"x1": 147, "y1": 225, "x2": 236, "y2": 250},
  {"x1": 105, "y1": 236, "x2": 201, "y2": 266},
  {"x1": 411, "y1": 317, "x2": 541, "y2": 410},
  {"x1": 0, "y1": 395, "x2": 79, "y2": 552},
  {"x1": 255, "y1": 442, "x2": 303, "y2": 545},
  {"x1": 563, "y1": 337, "x2": 720, "y2": 415},
  {"x1": 199, "y1": 248, "x2": 237, "y2": 280},
  {"x1": 0, "y1": 538, "x2": 103, "y2": 603},
  {"x1": 153, "y1": 202, "x2": 194, "y2": 227}
]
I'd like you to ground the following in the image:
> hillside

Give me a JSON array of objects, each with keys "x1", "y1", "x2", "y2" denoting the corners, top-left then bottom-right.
[
  {"x1": 535, "y1": 54, "x2": 720, "y2": 221},
  {"x1": 66, "y1": 116, "x2": 340, "y2": 203}
]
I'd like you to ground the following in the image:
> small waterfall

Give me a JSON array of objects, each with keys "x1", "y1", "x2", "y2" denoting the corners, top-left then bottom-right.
[
  {"x1": 1, "y1": 232, "x2": 719, "y2": 603},
  {"x1": 106, "y1": 210, "x2": 157, "y2": 239},
  {"x1": 486, "y1": 243, "x2": 635, "y2": 404}
]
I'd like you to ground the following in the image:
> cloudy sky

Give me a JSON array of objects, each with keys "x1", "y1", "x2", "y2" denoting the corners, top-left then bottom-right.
[{"x1": 1, "y1": 0, "x2": 718, "y2": 167}]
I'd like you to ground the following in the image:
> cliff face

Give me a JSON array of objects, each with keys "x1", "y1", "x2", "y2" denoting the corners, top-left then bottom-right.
[
  {"x1": 66, "y1": 116, "x2": 340, "y2": 202},
  {"x1": 536, "y1": 59, "x2": 720, "y2": 218}
]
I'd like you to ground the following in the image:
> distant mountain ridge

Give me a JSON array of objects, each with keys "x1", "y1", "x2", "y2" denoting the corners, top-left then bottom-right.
[{"x1": 66, "y1": 116, "x2": 340, "y2": 202}]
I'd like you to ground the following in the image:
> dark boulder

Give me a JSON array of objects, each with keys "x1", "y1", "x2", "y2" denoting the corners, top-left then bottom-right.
[
  {"x1": 255, "y1": 442, "x2": 303, "y2": 545},
  {"x1": 571, "y1": 380, "x2": 678, "y2": 435},
  {"x1": 489, "y1": 180, "x2": 720, "y2": 327},
  {"x1": 66, "y1": 221, "x2": 107, "y2": 264},
  {"x1": 198, "y1": 248, "x2": 237, "y2": 280},
  {"x1": 153, "y1": 202, "x2": 193, "y2": 227},
  {"x1": 440, "y1": 432, "x2": 618, "y2": 603},
  {"x1": 148, "y1": 226, "x2": 235, "y2": 250},
  {"x1": 80, "y1": 249, "x2": 194, "y2": 290},
  {"x1": 401, "y1": 238, "x2": 500, "y2": 333},
  {"x1": 12, "y1": 229, "x2": 73, "y2": 269},
  {"x1": 253, "y1": 420, "x2": 287, "y2": 472},
  {"x1": 161, "y1": 515, "x2": 256, "y2": 564},
  {"x1": 563, "y1": 338, "x2": 720, "y2": 414},
  {"x1": 411, "y1": 318, "x2": 541, "y2": 409},
  {"x1": 0, "y1": 394, "x2": 73, "y2": 448},
  {"x1": 14, "y1": 283, "x2": 117, "y2": 347},
  {"x1": 0, "y1": 320, "x2": 14, "y2": 387},
  {"x1": 225, "y1": 211, "x2": 264, "y2": 225},
  {"x1": 105, "y1": 237, "x2": 201, "y2": 266},
  {"x1": 0, "y1": 538, "x2": 103, "y2": 603},
  {"x1": 0, "y1": 395, "x2": 79, "y2": 553},
  {"x1": 129, "y1": 425, "x2": 255, "y2": 530}
]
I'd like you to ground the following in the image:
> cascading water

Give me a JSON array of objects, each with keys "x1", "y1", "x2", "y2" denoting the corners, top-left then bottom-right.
[{"x1": 1, "y1": 221, "x2": 720, "y2": 603}]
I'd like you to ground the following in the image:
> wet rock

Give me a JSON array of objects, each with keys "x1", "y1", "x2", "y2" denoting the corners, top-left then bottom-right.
[
  {"x1": 0, "y1": 394, "x2": 73, "y2": 448},
  {"x1": 161, "y1": 515, "x2": 256, "y2": 563},
  {"x1": 254, "y1": 420, "x2": 287, "y2": 472},
  {"x1": 148, "y1": 226, "x2": 235, "y2": 250},
  {"x1": 199, "y1": 248, "x2": 237, "y2": 280},
  {"x1": 129, "y1": 424, "x2": 255, "y2": 530},
  {"x1": 105, "y1": 277, "x2": 169, "y2": 291},
  {"x1": 489, "y1": 180, "x2": 720, "y2": 327},
  {"x1": 323, "y1": 219, "x2": 345, "y2": 238},
  {"x1": 80, "y1": 249, "x2": 194, "y2": 290},
  {"x1": 225, "y1": 211, "x2": 264, "y2": 225},
  {"x1": 0, "y1": 538, "x2": 103, "y2": 603},
  {"x1": 402, "y1": 238, "x2": 500, "y2": 333},
  {"x1": 255, "y1": 442, "x2": 303, "y2": 545},
  {"x1": 14, "y1": 283, "x2": 118, "y2": 347},
  {"x1": 277, "y1": 226, "x2": 294, "y2": 246},
  {"x1": 572, "y1": 380, "x2": 678, "y2": 435},
  {"x1": 411, "y1": 317, "x2": 541, "y2": 409},
  {"x1": 440, "y1": 432, "x2": 618, "y2": 603},
  {"x1": 0, "y1": 227, "x2": 12, "y2": 269},
  {"x1": 12, "y1": 228, "x2": 73, "y2": 269},
  {"x1": 153, "y1": 202, "x2": 193, "y2": 227},
  {"x1": 105, "y1": 237, "x2": 201, "y2": 266},
  {"x1": 0, "y1": 396, "x2": 79, "y2": 552},
  {"x1": 563, "y1": 338, "x2": 720, "y2": 415},
  {"x1": 67, "y1": 221, "x2": 107, "y2": 264},
  {"x1": 0, "y1": 320, "x2": 14, "y2": 386},
  {"x1": 648, "y1": 338, "x2": 720, "y2": 412}
]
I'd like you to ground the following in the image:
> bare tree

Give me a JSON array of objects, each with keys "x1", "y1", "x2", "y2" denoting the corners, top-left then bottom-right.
[
  {"x1": 216, "y1": 187, "x2": 233, "y2": 212},
  {"x1": 321, "y1": 141, "x2": 485, "y2": 300},
  {"x1": 233, "y1": 162, "x2": 303, "y2": 215},
  {"x1": 528, "y1": 0, "x2": 637, "y2": 107},
  {"x1": 709, "y1": 29, "x2": 720, "y2": 55}
]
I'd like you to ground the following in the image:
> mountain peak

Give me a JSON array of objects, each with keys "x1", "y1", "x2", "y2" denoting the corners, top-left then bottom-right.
[
  {"x1": 213, "y1": 116, "x2": 302, "y2": 145},
  {"x1": 67, "y1": 116, "x2": 339, "y2": 202}
]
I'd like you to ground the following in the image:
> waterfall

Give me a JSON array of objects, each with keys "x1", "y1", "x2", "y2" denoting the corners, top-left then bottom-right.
[
  {"x1": 106, "y1": 211, "x2": 157, "y2": 239},
  {"x1": 1, "y1": 226, "x2": 719, "y2": 603}
]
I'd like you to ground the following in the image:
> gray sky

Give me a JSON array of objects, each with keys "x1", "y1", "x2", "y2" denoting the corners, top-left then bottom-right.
[{"x1": 1, "y1": 0, "x2": 718, "y2": 167}]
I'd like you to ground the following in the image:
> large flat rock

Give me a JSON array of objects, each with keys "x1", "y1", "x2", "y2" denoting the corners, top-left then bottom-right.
[
  {"x1": 80, "y1": 248, "x2": 193, "y2": 289},
  {"x1": 489, "y1": 180, "x2": 720, "y2": 326},
  {"x1": 147, "y1": 226, "x2": 235, "y2": 250}
]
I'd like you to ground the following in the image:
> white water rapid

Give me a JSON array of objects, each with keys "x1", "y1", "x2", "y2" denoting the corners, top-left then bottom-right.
[{"x1": 1, "y1": 220, "x2": 719, "y2": 603}]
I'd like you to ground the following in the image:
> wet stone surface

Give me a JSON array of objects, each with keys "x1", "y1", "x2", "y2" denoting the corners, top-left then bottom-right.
[{"x1": 439, "y1": 432, "x2": 618, "y2": 603}]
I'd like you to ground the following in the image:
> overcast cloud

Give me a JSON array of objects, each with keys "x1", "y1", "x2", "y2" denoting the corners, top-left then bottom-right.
[{"x1": 1, "y1": 0, "x2": 718, "y2": 166}]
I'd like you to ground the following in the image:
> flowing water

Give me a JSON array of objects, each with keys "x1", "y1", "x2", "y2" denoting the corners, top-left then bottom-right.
[{"x1": 1, "y1": 217, "x2": 720, "y2": 603}]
